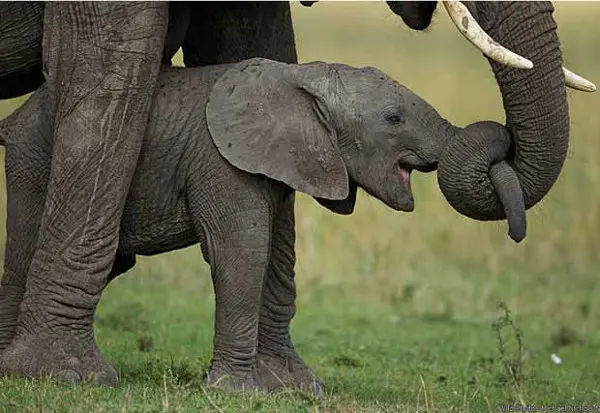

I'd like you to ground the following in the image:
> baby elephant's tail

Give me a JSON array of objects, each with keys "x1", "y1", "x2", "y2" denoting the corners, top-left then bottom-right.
[
  {"x1": 0, "y1": 88, "x2": 50, "y2": 149},
  {"x1": 0, "y1": 95, "x2": 36, "y2": 147},
  {"x1": 0, "y1": 107, "x2": 17, "y2": 146},
  {"x1": 0, "y1": 115, "x2": 8, "y2": 146}
]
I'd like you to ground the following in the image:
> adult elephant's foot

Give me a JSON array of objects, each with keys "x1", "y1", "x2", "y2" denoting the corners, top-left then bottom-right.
[
  {"x1": 0, "y1": 285, "x2": 24, "y2": 351},
  {"x1": 257, "y1": 348, "x2": 324, "y2": 396},
  {"x1": 0, "y1": 327, "x2": 117, "y2": 385},
  {"x1": 205, "y1": 362, "x2": 263, "y2": 393}
]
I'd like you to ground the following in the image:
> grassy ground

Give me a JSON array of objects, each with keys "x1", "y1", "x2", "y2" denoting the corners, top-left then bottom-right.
[{"x1": 0, "y1": 2, "x2": 599, "y2": 412}]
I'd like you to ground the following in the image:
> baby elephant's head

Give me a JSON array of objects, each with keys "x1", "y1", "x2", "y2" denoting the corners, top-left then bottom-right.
[
  {"x1": 207, "y1": 58, "x2": 456, "y2": 214},
  {"x1": 321, "y1": 64, "x2": 455, "y2": 212}
]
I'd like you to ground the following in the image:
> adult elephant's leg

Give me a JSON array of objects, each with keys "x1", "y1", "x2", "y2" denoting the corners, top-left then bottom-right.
[
  {"x1": 0, "y1": 3, "x2": 168, "y2": 384},
  {"x1": 181, "y1": 2, "x2": 298, "y2": 66},
  {"x1": 257, "y1": 191, "x2": 324, "y2": 395}
]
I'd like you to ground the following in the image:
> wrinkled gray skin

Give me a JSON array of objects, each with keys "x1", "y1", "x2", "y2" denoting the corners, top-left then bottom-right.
[
  {"x1": 438, "y1": 121, "x2": 527, "y2": 242},
  {"x1": 0, "y1": 58, "x2": 447, "y2": 392},
  {"x1": 0, "y1": 2, "x2": 189, "y2": 99},
  {"x1": 0, "y1": 0, "x2": 569, "y2": 394}
]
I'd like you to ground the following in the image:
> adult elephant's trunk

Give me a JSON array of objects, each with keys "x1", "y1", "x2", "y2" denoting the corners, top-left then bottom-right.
[
  {"x1": 438, "y1": 2, "x2": 570, "y2": 224},
  {"x1": 489, "y1": 2, "x2": 568, "y2": 209}
]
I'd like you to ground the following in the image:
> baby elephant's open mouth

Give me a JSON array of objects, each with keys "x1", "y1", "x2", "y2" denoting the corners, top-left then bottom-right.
[
  {"x1": 394, "y1": 159, "x2": 438, "y2": 212},
  {"x1": 398, "y1": 159, "x2": 438, "y2": 183}
]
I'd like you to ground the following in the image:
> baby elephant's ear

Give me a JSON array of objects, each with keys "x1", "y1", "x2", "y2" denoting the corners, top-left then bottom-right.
[
  {"x1": 315, "y1": 179, "x2": 358, "y2": 215},
  {"x1": 206, "y1": 58, "x2": 349, "y2": 200}
]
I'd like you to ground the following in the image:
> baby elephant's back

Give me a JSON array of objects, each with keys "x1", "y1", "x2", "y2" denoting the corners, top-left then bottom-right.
[
  {"x1": 147, "y1": 65, "x2": 230, "y2": 150},
  {"x1": 137, "y1": 64, "x2": 231, "y2": 176}
]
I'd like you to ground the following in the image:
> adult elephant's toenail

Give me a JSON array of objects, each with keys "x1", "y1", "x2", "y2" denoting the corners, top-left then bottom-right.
[
  {"x1": 309, "y1": 380, "x2": 325, "y2": 398},
  {"x1": 88, "y1": 370, "x2": 118, "y2": 387},
  {"x1": 56, "y1": 369, "x2": 82, "y2": 385}
]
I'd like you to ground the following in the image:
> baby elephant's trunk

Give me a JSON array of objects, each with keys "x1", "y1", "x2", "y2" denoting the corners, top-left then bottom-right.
[{"x1": 437, "y1": 121, "x2": 527, "y2": 243}]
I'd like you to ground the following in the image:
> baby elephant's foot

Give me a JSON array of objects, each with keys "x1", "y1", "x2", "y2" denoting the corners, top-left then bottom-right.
[
  {"x1": 0, "y1": 328, "x2": 117, "y2": 386},
  {"x1": 205, "y1": 363, "x2": 264, "y2": 393},
  {"x1": 257, "y1": 350, "x2": 324, "y2": 397}
]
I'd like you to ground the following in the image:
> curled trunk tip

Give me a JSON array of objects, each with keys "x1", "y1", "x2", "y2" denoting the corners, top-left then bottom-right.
[{"x1": 489, "y1": 162, "x2": 527, "y2": 243}]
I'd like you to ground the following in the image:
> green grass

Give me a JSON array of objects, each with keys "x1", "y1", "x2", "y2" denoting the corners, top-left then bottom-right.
[{"x1": 1, "y1": 2, "x2": 600, "y2": 411}]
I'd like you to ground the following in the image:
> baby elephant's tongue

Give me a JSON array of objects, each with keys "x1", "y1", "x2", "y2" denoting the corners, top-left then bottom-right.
[{"x1": 401, "y1": 168, "x2": 411, "y2": 184}]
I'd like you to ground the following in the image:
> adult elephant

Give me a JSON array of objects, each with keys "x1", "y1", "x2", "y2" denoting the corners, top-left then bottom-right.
[
  {"x1": 0, "y1": 0, "x2": 595, "y2": 394},
  {"x1": 0, "y1": 1, "x2": 309, "y2": 392}
]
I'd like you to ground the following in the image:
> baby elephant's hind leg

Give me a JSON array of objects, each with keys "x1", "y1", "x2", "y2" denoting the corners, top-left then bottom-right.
[
  {"x1": 0, "y1": 183, "x2": 45, "y2": 351},
  {"x1": 257, "y1": 191, "x2": 323, "y2": 396},
  {"x1": 0, "y1": 98, "x2": 52, "y2": 351}
]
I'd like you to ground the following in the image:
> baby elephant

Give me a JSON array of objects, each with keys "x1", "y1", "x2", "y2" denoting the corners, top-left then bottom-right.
[{"x1": 0, "y1": 58, "x2": 450, "y2": 392}]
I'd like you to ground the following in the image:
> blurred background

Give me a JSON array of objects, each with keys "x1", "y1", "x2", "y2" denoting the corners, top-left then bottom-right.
[{"x1": 0, "y1": 1, "x2": 598, "y2": 332}]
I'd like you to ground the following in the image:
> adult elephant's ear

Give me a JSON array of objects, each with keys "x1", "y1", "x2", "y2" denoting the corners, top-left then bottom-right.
[{"x1": 206, "y1": 58, "x2": 349, "y2": 201}]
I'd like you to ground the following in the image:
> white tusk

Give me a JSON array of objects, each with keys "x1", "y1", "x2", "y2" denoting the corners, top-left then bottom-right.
[
  {"x1": 563, "y1": 67, "x2": 596, "y2": 92},
  {"x1": 443, "y1": 1, "x2": 534, "y2": 70}
]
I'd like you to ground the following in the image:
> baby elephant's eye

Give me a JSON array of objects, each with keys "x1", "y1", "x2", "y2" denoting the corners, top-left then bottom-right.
[{"x1": 385, "y1": 112, "x2": 404, "y2": 125}]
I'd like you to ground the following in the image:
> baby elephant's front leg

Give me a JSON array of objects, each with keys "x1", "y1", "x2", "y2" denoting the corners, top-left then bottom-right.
[
  {"x1": 257, "y1": 192, "x2": 323, "y2": 395},
  {"x1": 205, "y1": 206, "x2": 272, "y2": 392}
]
